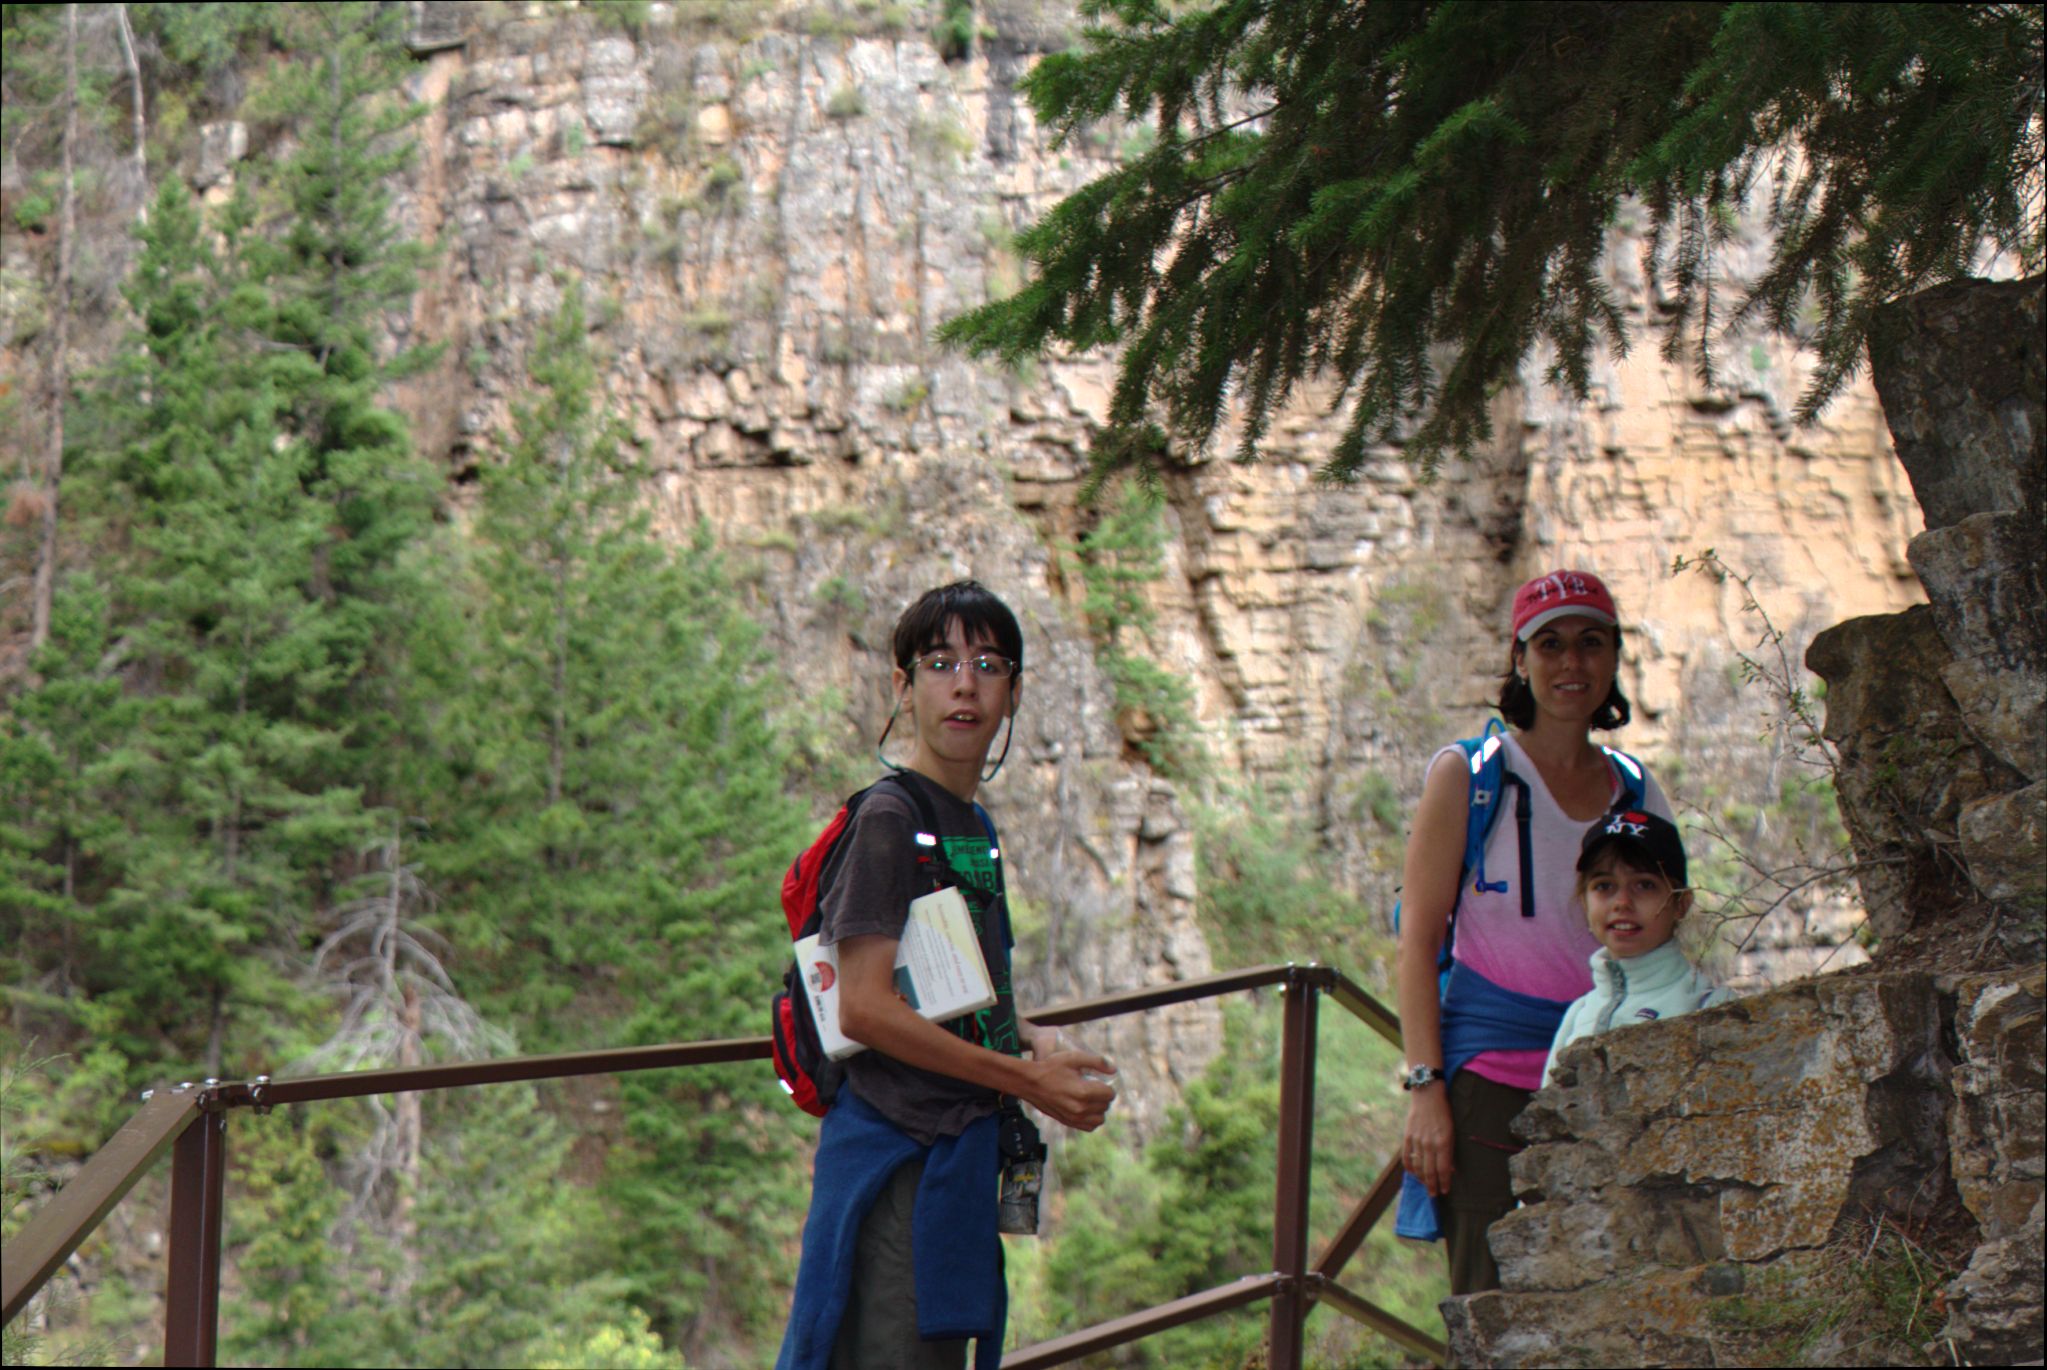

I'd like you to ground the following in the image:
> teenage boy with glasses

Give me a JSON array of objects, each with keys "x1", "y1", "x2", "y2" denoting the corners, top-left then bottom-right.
[{"x1": 777, "y1": 581, "x2": 1118, "y2": 1370}]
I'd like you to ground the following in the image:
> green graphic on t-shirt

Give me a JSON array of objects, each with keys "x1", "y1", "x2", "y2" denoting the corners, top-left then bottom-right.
[{"x1": 941, "y1": 833, "x2": 1020, "y2": 1055}]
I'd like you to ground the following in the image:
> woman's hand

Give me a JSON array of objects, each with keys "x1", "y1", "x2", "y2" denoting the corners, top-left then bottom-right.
[{"x1": 1403, "y1": 1082, "x2": 1455, "y2": 1196}]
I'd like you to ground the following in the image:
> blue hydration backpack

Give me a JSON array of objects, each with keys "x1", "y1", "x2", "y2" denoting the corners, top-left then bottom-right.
[{"x1": 1393, "y1": 719, "x2": 1647, "y2": 996}]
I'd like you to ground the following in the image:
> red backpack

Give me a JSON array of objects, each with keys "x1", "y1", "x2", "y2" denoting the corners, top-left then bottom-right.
[{"x1": 771, "y1": 775, "x2": 958, "y2": 1117}]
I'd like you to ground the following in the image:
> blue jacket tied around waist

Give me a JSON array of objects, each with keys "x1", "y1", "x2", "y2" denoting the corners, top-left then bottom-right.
[
  {"x1": 1393, "y1": 961, "x2": 1572, "y2": 1242},
  {"x1": 776, "y1": 1088, "x2": 1004, "y2": 1370}
]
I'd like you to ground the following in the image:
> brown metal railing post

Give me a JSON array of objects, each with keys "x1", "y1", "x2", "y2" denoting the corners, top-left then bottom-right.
[
  {"x1": 164, "y1": 1109, "x2": 227, "y2": 1367},
  {"x1": 1268, "y1": 972, "x2": 1318, "y2": 1370}
]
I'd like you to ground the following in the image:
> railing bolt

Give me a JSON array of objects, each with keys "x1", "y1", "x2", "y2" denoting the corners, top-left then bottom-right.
[
  {"x1": 203, "y1": 1078, "x2": 219, "y2": 1087},
  {"x1": 177, "y1": 1082, "x2": 193, "y2": 1090},
  {"x1": 254, "y1": 1075, "x2": 271, "y2": 1084},
  {"x1": 140, "y1": 1089, "x2": 154, "y2": 1101}
]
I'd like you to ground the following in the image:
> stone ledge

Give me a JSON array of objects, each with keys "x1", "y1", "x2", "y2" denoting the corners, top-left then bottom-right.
[{"x1": 1449, "y1": 966, "x2": 2045, "y2": 1367}]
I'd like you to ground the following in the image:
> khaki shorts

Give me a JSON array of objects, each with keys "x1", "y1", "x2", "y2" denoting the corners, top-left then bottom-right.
[
  {"x1": 1444, "y1": 1070, "x2": 1532, "y2": 1295},
  {"x1": 831, "y1": 1156, "x2": 971, "y2": 1370}
]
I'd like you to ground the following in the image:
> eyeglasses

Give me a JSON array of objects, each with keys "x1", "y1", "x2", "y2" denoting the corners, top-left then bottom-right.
[{"x1": 915, "y1": 651, "x2": 1021, "y2": 681}]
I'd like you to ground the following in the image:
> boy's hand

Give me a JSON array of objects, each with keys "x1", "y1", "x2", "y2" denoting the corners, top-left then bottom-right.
[
  {"x1": 1022, "y1": 1021, "x2": 1062, "y2": 1059},
  {"x1": 1025, "y1": 1049, "x2": 1117, "y2": 1131}
]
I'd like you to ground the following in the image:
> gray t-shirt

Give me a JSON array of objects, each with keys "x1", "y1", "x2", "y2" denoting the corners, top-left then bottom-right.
[{"x1": 817, "y1": 771, "x2": 1018, "y2": 1145}]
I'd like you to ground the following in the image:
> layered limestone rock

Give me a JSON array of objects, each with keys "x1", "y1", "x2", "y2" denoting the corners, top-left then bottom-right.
[
  {"x1": 1942, "y1": 969, "x2": 2047, "y2": 1363},
  {"x1": 1811, "y1": 276, "x2": 2045, "y2": 961},
  {"x1": 347, "y1": 5, "x2": 1923, "y2": 1054},
  {"x1": 1444, "y1": 965, "x2": 2045, "y2": 1368},
  {"x1": 51, "y1": 2, "x2": 1922, "y2": 1119}
]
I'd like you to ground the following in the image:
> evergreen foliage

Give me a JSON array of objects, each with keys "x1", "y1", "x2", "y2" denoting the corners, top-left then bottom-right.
[
  {"x1": 0, "y1": 6, "x2": 1585, "y2": 1365},
  {"x1": 1195, "y1": 782, "x2": 1380, "y2": 974},
  {"x1": 1074, "y1": 480, "x2": 1205, "y2": 779},
  {"x1": 424, "y1": 284, "x2": 811, "y2": 1356},
  {"x1": 940, "y1": 1, "x2": 2045, "y2": 476},
  {"x1": 8, "y1": 103, "x2": 437, "y2": 1077}
]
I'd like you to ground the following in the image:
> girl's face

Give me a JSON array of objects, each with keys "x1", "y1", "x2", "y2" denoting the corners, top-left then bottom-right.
[
  {"x1": 1517, "y1": 615, "x2": 1618, "y2": 724},
  {"x1": 1582, "y1": 853, "x2": 1689, "y2": 958}
]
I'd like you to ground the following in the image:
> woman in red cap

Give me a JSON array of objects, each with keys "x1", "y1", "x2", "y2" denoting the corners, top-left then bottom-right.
[{"x1": 1392, "y1": 569, "x2": 1676, "y2": 1294}]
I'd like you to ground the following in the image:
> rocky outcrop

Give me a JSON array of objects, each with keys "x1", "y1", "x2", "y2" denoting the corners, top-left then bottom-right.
[
  {"x1": 1810, "y1": 276, "x2": 2045, "y2": 962},
  {"x1": 1805, "y1": 606, "x2": 2015, "y2": 938},
  {"x1": 1940, "y1": 968, "x2": 2047, "y2": 1363},
  {"x1": 1444, "y1": 965, "x2": 2045, "y2": 1368}
]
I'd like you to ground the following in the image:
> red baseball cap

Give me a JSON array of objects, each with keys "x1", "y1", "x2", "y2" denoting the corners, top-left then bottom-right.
[{"x1": 1512, "y1": 569, "x2": 1618, "y2": 641}]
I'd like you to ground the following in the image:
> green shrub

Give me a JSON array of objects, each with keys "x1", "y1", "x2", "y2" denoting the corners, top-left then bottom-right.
[{"x1": 1076, "y1": 481, "x2": 1206, "y2": 781}]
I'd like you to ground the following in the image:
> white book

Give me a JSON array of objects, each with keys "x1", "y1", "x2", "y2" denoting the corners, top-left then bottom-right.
[{"x1": 794, "y1": 885, "x2": 997, "y2": 1061}]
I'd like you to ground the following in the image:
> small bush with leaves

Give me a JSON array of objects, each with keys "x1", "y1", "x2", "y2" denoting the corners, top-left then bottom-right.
[{"x1": 825, "y1": 85, "x2": 865, "y2": 120}]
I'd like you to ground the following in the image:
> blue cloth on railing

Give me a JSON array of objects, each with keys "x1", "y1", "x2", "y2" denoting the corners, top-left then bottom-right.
[
  {"x1": 776, "y1": 1087, "x2": 1003, "y2": 1370},
  {"x1": 1394, "y1": 961, "x2": 1574, "y2": 1243}
]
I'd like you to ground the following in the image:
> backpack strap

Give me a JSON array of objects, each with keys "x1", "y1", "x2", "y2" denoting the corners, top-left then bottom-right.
[
  {"x1": 1433, "y1": 733, "x2": 1649, "y2": 979},
  {"x1": 793, "y1": 774, "x2": 947, "y2": 942},
  {"x1": 970, "y1": 801, "x2": 1012, "y2": 951},
  {"x1": 884, "y1": 776, "x2": 1021, "y2": 1057},
  {"x1": 1440, "y1": 719, "x2": 1515, "y2": 965},
  {"x1": 1482, "y1": 741, "x2": 1644, "y2": 925},
  {"x1": 873, "y1": 770, "x2": 944, "y2": 849},
  {"x1": 1463, "y1": 718, "x2": 1511, "y2": 896},
  {"x1": 1502, "y1": 769, "x2": 1534, "y2": 920},
  {"x1": 1602, "y1": 746, "x2": 1647, "y2": 809}
]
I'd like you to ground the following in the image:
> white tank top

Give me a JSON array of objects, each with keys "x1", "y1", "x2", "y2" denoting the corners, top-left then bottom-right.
[{"x1": 1436, "y1": 733, "x2": 1671, "y2": 1090}]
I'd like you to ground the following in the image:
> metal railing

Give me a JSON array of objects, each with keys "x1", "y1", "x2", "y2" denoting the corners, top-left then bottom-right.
[{"x1": 3, "y1": 963, "x2": 1445, "y2": 1368}]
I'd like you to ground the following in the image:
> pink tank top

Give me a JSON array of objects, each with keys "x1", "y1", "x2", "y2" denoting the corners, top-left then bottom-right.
[{"x1": 1436, "y1": 734, "x2": 1671, "y2": 1091}]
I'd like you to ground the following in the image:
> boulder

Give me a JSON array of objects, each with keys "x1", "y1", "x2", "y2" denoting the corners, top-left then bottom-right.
[
  {"x1": 1909, "y1": 511, "x2": 2046, "y2": 782},
  {"x1": 1450, "y1": 968, "x2": 2044, "y2": 1369},
  {"x1": 1865, "y1": 276, "x2": 2044, "y2": 534},
  {"x1": 1830, "y1": 274, "x2": 2047, "y2": 957},
  {"x1": 1938, "y1": 969, "x2": 2043, "y2": 1370},
  {"x1": 1805, "y1": 607, "x2": 2012, "y2": 939}
]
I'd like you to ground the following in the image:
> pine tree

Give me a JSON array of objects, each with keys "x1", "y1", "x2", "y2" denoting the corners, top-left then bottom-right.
[
  {"x1": 11, "y1": 0, "x2": 441, "y2": 1081},
  {"x1": 9, "y1": 175, "x2": 335, "y2": 1075},
  {"x1": 425, "y1": 285, "x2": 810, "y2": 1355},
  {"x1": 939, "y1": 1, "x2": 2044, "y2": 476},
  {"x1": 236, "y1": 0, "x2": 440, "y2": 790},
  {"x1": 0, "y1": 580, "x2": 138, "y2": 1019}
]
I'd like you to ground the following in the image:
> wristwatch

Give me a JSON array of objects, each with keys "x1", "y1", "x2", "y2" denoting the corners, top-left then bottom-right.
[{"x1": 1400, "y1": 1064, "x2": 1445, "y2": 1091}]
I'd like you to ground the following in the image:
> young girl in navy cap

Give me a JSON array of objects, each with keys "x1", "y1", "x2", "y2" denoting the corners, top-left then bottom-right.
[{"x1": 1542, "y1": 806, "x2": 1729, "y2": 1086}]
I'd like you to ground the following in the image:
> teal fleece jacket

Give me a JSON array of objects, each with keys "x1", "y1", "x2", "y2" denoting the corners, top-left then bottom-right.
[{"x1": 1542, "y1": 940, "x2": 1730, "y2": 1086}]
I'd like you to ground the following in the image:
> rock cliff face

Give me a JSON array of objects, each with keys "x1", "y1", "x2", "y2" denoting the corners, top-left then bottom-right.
[
  {"x1": 69, "y1": 3, "x2": 1927, "y2": 1124},
  {"x1": 209, "y1": 2, "x2": 1929, "y2": 1114},
  {"x1": 1809, "y1": 276, "x2": 2044, "y2": 959}
]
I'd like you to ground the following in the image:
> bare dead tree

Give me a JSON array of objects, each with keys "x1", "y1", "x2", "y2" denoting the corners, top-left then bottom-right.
[
  {"x1": 28, "y1": 3, "x2": 78, "y2": 657},
  {"x1": 1671, "y1": 549, "x2": 1900, "y2": 982},
  {"x1": 113, "y1": 2, "x2": 145, "y2": 206},
  {"x1": 296, "y1": 821, "x2": 510, "y2": 1291}
]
